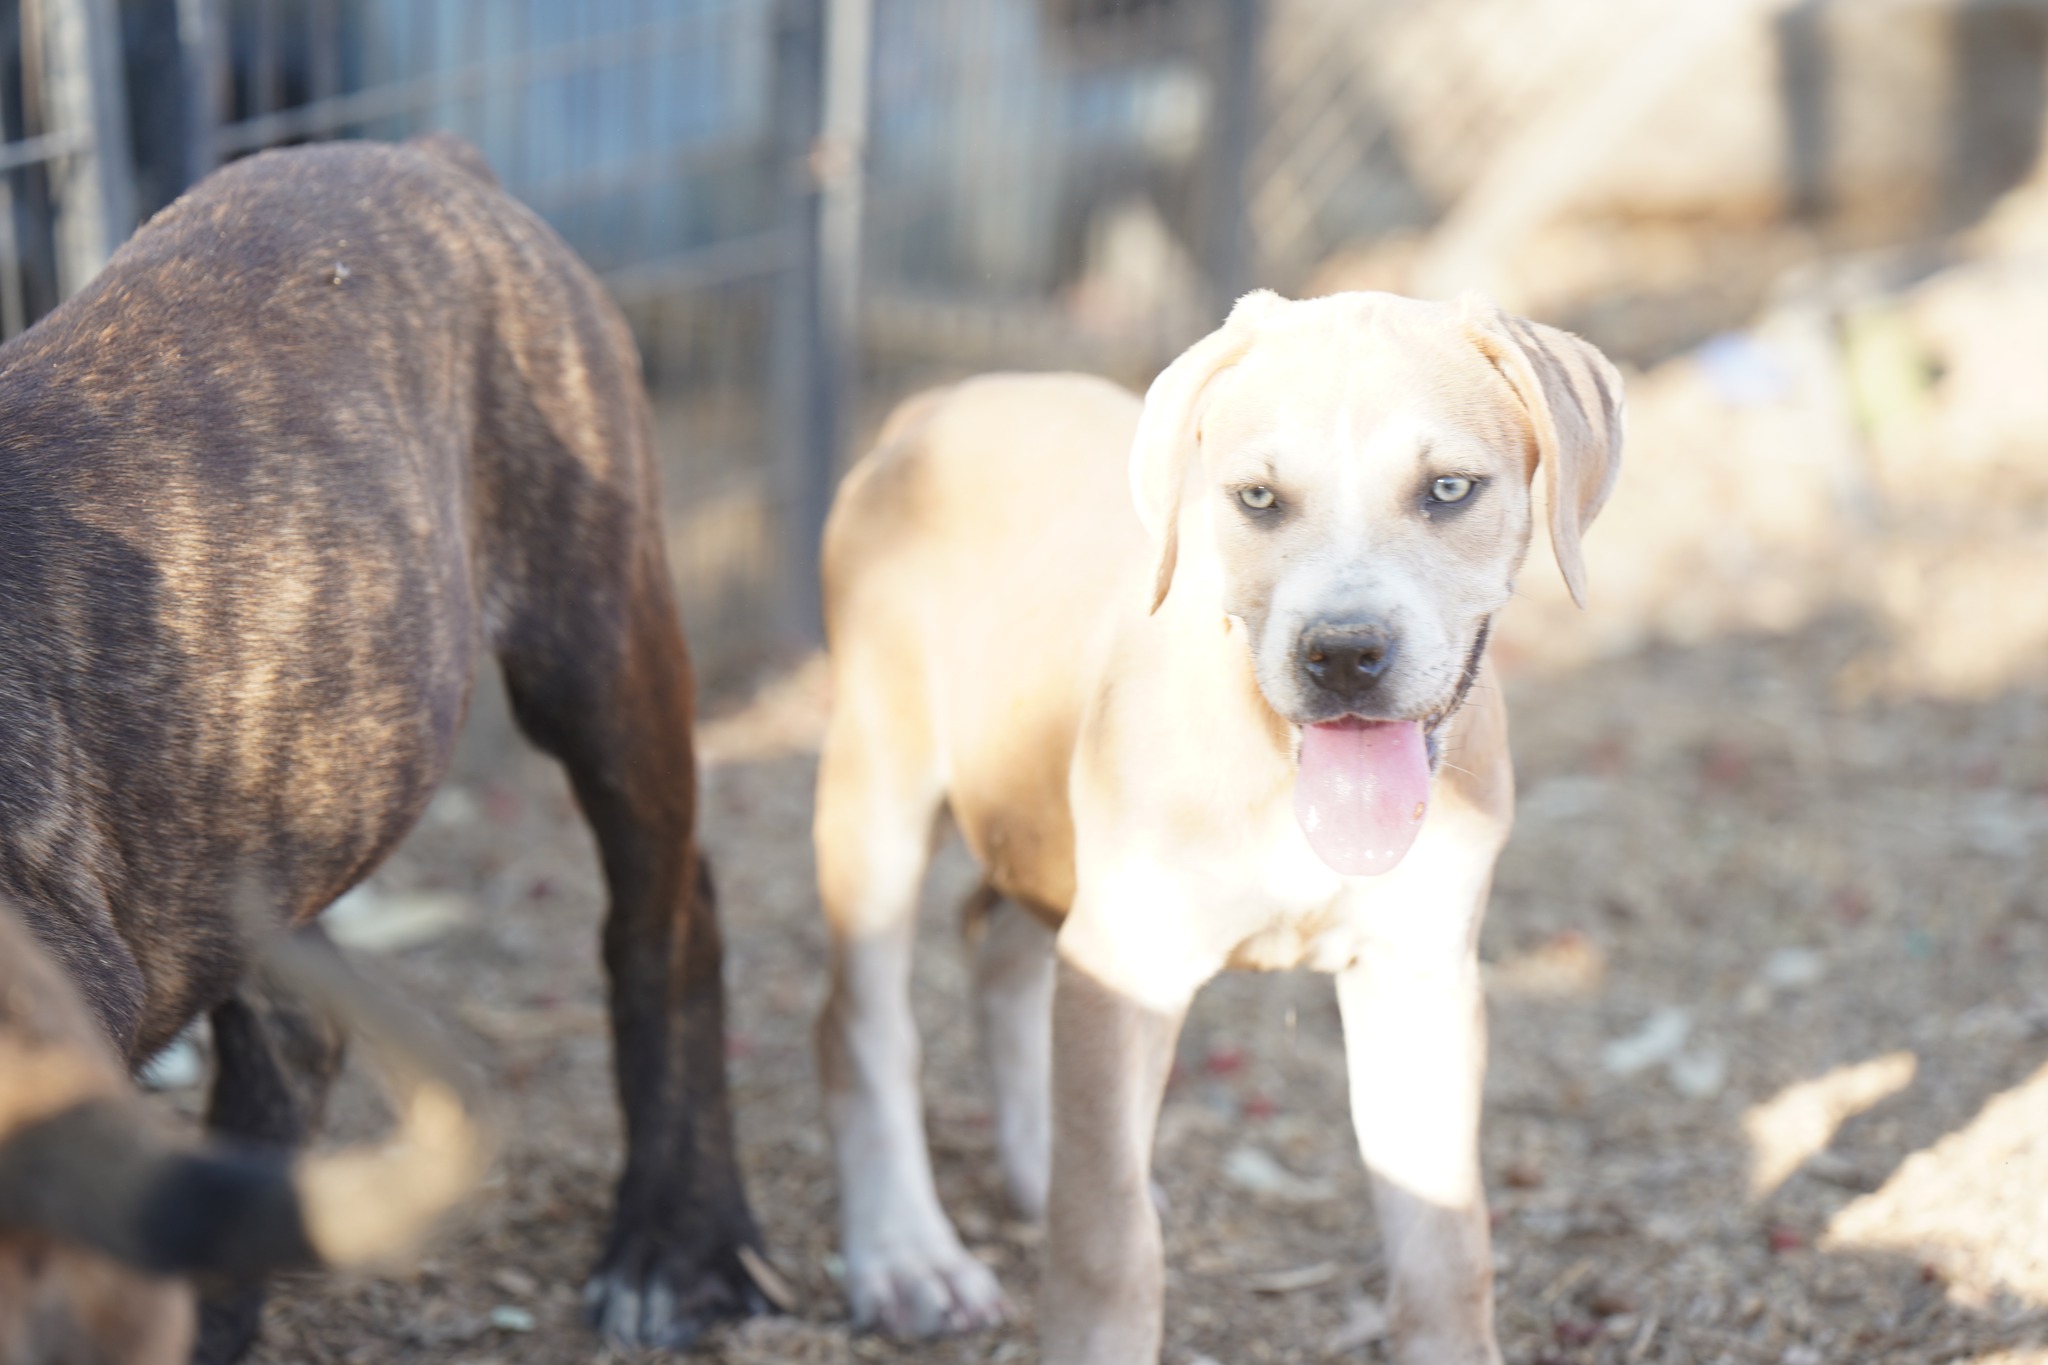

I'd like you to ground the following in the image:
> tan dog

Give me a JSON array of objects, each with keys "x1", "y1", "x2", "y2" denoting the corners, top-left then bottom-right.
[{"x1": 813, "y1": 290, "x2": 1623, "y2": 1363}]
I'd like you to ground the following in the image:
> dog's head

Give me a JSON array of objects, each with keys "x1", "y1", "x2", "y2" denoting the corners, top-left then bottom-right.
[{"x1": 1132, "y1": 289, "x2": 1624, "y2": 740}]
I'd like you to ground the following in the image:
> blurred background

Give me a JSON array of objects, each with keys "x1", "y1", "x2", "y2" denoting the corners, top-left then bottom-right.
[
  {"x1": 4, "y1": 0, "x2": 2043, "y2": 696},
  {"x1": 14, "y1": 4, "x2": 2048, "y2": 1362}
]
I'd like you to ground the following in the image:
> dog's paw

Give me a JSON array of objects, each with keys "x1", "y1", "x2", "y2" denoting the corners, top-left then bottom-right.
[
  {"x1": 583, "y1": 1234, "x2": 783, "y2": 1350},
  {"x1": 844, "y1": 1236, "x2": 1010, "y2": 1338},
  {"x1": 192, "y1": 1286, "x2": 265, "y2": 1365}
]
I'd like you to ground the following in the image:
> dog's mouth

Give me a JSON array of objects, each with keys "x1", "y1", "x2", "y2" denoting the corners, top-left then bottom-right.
[
  {"x1": 1287, "y1": 617, "x2": 1491, "y2": 879},
  {"x1": 1293, "y1": 717, "x2": 1430, "y2": 877}
]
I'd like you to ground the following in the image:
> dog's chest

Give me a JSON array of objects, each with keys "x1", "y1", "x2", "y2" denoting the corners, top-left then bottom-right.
[
  {"x1": 1220, "y1": 838, "x2": 1373, "y2": 974},
  {"x1": 1228, "y1": 915, "x2": 1370, "y2": 973},
  {"x1": 1217, "y1": 808, "x2": 1489, "y2": 974}
]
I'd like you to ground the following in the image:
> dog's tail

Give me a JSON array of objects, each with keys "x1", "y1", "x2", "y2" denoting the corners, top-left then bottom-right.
[
  {"x1": 406, "y1": 130, "x2": 500, "y2": 188},
  {"x1": 0, "y1": 919, "x2": 491, "y2": 1282}
]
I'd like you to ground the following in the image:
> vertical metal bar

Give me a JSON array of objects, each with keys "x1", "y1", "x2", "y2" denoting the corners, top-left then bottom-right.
[
  {"x1": 1775, "y1": 0, "x2": 1831, "y2": 224},
  {"x1": 18, "y1": 0, "x2": 56, "y2": 322},
  {"x1": 19, "y1": 0, "x2": 45, "y2": 141},
  {"x1": 955, "y1": 0, "x2": 989, "y2": 288},
  {"x1": 513, "y1": 0, "x2": 530, "y2": 189},
  {"x1": 429, "y1": 0, "x2": 451, "y2": 136},
  {"x1": 409, "y1": 0, "x2": 432, "y2": 136},
  {"x1": 769, "y1": 0, "x2": 831, "y2": 641},
  {"x1": 251, "y1": 0, "x2": 280, "y2": 117},
  {"x1": 0, "y1": 0, "x2": 26, "y2": 335},
  {"x1": 629, "y1": 0, "x2": 649, "y2": 261},
  {"x1": 579, "y1": 0, "x2": 595, "y2": 253},
  {"x1": 0, "y1": 130, "x2": 25, "y2": 338},
  {"x1": 176, "y1": 0, "x2": 225, "y2": 186},
  {"x1": 820, "y1": 0, "x2": 869, "y2": 361},
  {"x1": 310, "y1": 0, "x2": 342, "y2": 106},
  {"x1": 1208, "y1": 0, "x2": 1262, "y2": 306},
  {"x1": 458, "y1": 0, "x2": 480, "y2": 148},
  {"x1": 34, "y1": 0, "x2": 136, "y2": 297}
]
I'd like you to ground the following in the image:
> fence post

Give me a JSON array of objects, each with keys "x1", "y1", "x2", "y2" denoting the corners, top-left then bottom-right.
[
  {"x1": 820, "y1": 0, "x2": 870, "y2": 393},
  {"x1": 770, "y1": 0, "x2": 836, "y2": 643},
  {"x1": 1209, "y1": 0, "x2": 1262, "y2": 306},
  {"x1": 35, "y1": 0, "x2": 136, "y2": 297},
  {"x1": 176, "y1": 0, "x2": 227, "y2": 188}
]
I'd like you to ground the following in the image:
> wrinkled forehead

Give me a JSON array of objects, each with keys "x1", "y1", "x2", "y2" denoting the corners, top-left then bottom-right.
[{"x1": 1199, "y1": 297, "x2": 1531, "y2": 461}]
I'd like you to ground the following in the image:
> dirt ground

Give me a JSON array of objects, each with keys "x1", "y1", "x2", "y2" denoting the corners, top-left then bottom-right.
[{"x1": 210, "y1": 603, "x2": 2048, "y2": 1365}]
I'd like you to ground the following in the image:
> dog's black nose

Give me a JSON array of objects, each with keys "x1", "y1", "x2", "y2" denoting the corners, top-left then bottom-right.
[{"x1": 1301, "y1": 624, "x2": 1395, "y2": 702}]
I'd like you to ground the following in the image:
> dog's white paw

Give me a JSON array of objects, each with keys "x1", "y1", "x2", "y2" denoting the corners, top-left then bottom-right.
[{"x1": 844, "y1": 1233, "x2": 1010, "y2": 1338}]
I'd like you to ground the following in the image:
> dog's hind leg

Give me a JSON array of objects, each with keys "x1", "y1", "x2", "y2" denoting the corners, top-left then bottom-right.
[
  {"x1": 967, "y1": 891, "x2": 1054, "y2": 1221},
  {"x1": 191, "y1": 933, "x2": 349, "y2": 1365},
  {"x1": 495, "y1": 541, "x2": 766, "y2": 1350},
  {"x1": 815, "y1": 664, "x2": 1008, "y2": 1337}
]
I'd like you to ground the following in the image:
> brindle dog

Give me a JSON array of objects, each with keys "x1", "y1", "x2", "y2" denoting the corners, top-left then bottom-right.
[{"x1": 0, "y1": 134, "x2": 765, "y2": 1359}]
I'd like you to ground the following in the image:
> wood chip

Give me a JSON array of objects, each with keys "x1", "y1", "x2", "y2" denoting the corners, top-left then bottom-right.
[
  {"x1": 737, "y1": 1244, "x2": 802, "y2": 1313},
  {"x1": 1241, "y1": 1261, "x2": 1339, "y2": 1294}
]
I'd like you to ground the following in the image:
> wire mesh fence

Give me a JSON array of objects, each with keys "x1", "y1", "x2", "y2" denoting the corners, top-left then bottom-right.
[
  {"x1": 0, "y1": 0, "x2": 132, "y2": 331},
  {"x1": 0, "y1": 0, "x2": 1286, "y2": 687},
  {"x1": 59, "y1": 0, "x2": 1997, "y2": 688},
  {"x1": 183, "y1": 0, "x2": 809, "y2": 688}
]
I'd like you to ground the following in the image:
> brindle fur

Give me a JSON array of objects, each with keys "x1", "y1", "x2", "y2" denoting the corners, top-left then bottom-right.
[{"x1": 0, "y1": 134, "x2": 762, "y2": 1357}]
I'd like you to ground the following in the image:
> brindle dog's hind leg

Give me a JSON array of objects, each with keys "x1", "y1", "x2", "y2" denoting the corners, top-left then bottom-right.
[
  {"x1": 496, "y1": 535, "x2": 767, "y2": 1350},
  {"x1": 191, "y1": 928, "x2": 349, "y2": 1365}
]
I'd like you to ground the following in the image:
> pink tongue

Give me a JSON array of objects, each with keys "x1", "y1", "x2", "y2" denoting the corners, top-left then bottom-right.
[{"x1": 1294, "y1": 719, "x2": 1431, "y2": 875}]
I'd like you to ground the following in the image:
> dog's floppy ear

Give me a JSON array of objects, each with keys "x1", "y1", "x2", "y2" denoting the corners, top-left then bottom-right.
[
  {"x1": 1460, "y1": 293, "x2": 1625, "y2": 608},
  {"x1": 1130, "y1": 290, "x2": 1278, "y2": 613}
]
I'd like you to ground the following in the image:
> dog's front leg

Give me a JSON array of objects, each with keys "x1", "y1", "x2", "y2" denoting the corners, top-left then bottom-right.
[
  {"x1": 1043, "y1": 881, "x2": 1212, "y2": 1365},
  {"x1": 1336, "y1": 927, "x2": 1500, "y2": 1365},
  {"x1": 189, "y1": 934, "x2": 350, "y2": 1364}
]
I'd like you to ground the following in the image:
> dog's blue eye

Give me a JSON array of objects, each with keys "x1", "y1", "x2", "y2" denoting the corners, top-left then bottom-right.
[
  {"x1": 1430, "y1": 475, "x2": 1475, "y2": 504},
  {"x1": 1239, "y1": 485, "x2": 1277, "y2": 511}
]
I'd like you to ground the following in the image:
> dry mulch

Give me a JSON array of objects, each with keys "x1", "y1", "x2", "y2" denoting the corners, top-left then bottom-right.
[{"x1": 219, "y1": 614, "x2": 2048, "y2": 1365}]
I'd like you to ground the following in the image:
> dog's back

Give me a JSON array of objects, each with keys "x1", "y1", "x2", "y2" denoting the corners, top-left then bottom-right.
[
  {"x1": 820, "y1": 371, "x2": 1146, "y2": 916},
  {"x1": 0, "y1": 139, "x2": 658, "y2": 1060}
]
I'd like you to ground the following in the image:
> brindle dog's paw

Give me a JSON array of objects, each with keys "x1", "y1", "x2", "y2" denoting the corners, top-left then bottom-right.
[
  {"x1": 191, "y1": 1286, "x2": 264, "y2": 1365},
  {"x1": 583, "y1": 1235, "x2": 787, "y2": 1349}
]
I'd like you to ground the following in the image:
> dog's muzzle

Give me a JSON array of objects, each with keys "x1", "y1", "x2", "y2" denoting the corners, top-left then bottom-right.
[{"x1": 1299, "y1": 622, "x2": 1395, "y2": 708}]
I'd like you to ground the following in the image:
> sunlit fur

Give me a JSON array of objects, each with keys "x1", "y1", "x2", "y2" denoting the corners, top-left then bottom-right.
[
  {"x1": 814, "y1": 290, "x2": 1623, "y2": 1364},
  {"x1": 1196, "y1": 295, "x2": 1535, "y2": 729}
]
